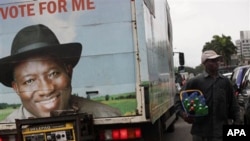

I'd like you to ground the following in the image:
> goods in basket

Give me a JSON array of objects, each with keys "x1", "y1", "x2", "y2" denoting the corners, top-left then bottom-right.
[{"x1": 180, "y1": 90, "x2": 208, "y2": 116}]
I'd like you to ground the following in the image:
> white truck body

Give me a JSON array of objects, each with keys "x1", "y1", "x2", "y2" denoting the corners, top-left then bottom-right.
[{"x1": 0, "y1": 0, "x2": 177, "y2": 140}]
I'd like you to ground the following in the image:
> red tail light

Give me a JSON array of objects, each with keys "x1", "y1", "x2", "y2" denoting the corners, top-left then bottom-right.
[
  {"x1": 134, "y1": 128, "x2": 141, "y2": 138},
  {"x1": 119, "y1": 129, "x2": 128, "y2": 139},
  {"x1": 0, "y1": 135, "x2": 17, "y2": 141},
  {"x1": 112, "y1": 129, "x2": 120, "y2": 140},
  {"x1": 99, "y1": 127, "x2": 141, "y2": 140}
]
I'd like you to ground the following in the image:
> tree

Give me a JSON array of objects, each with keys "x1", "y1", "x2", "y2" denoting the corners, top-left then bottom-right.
[
  {"x1": 203, "y1": 34, "x2": 237, "y2": 66},
  {"x1": 194, "y1": 64, "x2": 205, "y2": 75},
  {"x1": 184, "y1": 66, "x2": 196, "y2": 75},
  {"x1": 105, "y1": 94, "x2": 110, "y2": 101}
]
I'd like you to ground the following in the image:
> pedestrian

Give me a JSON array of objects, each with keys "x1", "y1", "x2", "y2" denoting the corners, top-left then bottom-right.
[
  {"x1": 175, "y1": 50, "x2": 241, "y2": 141},
  {"x1": 0, "y1": 24, "x2": 121, "y2": 122}
]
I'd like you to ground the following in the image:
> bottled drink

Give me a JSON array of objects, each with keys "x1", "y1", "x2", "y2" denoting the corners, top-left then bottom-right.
[
  {"x1": 189, "y1": 106, "x2": 195, "y2": 115},
  {"x1": 198, "y1": 95, "x2": 206, "y2": 105},
  {"x1": 196, "y1": 106, "x2": 203, "y2": 115},
  {"x1": 189, "y1": 91, "x2": 198, "y2": 100},
  {"x1": 190, "y1": 100, "x2": 195, "y2": 106},
  {"x1": 183, "y1": 98, "x2": 190, "y2": 110},
  {"x1": 193, "y1": 104, "x2": 197, "y2": 112},
  {"x1": 194, "y1": 97, "x2": 199, "y2": 105},
  {"x1": 183, "y1": 98, "x2": 189, "y2": 105},
  {"x1": 182, "y1": 92, "x2": 189, "y2": 99},
  {"x1": 182, "y1": 90, "x2": 208, "y2": 116},
  {"x1": 189, "y1": 103, "x2": 208, "y2": 116},
  {"x1": 197, "y1": 105, "x2": 208, "y2": 116},
  {"x1": 186, "y1": 103, "x2": 191, "y2": 111},
  {"x1": 202, "y1": 105, "x2": 208, "y2": 115}
]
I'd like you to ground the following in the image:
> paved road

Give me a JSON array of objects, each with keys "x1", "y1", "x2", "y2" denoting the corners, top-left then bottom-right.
[{"x1": 164, "y1": 117, "x2": 192, "y2": 141}]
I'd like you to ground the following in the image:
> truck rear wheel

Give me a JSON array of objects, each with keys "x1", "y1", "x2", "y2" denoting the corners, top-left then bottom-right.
[{"x1": 141, "y1": 119, "x2": 164, "y2": 141}]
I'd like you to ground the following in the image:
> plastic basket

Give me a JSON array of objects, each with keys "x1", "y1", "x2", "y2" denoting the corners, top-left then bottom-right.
[{"x1": 180, "y1": 89, "x2": 208, "y2": 117}]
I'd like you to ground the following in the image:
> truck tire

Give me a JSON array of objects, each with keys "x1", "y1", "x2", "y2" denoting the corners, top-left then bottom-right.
[{"x1": 141, "y1": 119, "x2": 163, "y2": 141}]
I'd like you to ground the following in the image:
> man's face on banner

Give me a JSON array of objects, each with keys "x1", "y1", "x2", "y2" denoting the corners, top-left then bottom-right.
[{"x1": 12, "y1": 55, "x2": 73, "y2": 118}]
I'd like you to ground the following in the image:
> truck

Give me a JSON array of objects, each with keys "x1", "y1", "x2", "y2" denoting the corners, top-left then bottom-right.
[{"x1": 0, "y1": 0, "x2": 184, "y2": 140}]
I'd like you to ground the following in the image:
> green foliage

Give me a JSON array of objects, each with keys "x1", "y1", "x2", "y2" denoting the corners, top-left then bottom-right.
[
  {"x1": 183, "y1": 34, "x2": 237, "y2": 71},
  {"x1": 0, "y1": 103, "x2": 8, "y2": 109},
  {"x1": 176, "y1": 65, "x2": 204, "y2": 76},
  {"x1": 184, "y1": 66, "x2": 196, "y2": 75},
  {"x1": 102, "y1": 99, "x2": 136, "y2": 115},
  {"x1": 0, "y1": 107, "x2": 17, "y2": 121},
  {"x1": 92, "y1": 92, "x2": 136, "y2": 101},
  {"x1": 105, "y1": 95, "x2": 110, "y2": 101},
  {"x1": 0, "y1": 103, "x2": 20, "y2": 109},
  {"x1": 203, "y1": 34, "x2": 237, "y2": 66},
  {"x1": 92, "y1": 92, "x2": 137, "y2": 115},
  {"x1": 194, "y1": 64, "x2": 205, "y2": 74}
]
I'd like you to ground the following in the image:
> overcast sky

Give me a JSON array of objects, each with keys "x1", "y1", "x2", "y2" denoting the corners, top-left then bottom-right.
[{"x1": 168, "y1": 0, "x2": 250, "y2": 67}]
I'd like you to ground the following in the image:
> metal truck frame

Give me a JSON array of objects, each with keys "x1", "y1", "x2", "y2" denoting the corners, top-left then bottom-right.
[{"x1": 0, "y1": 0, "x2": 181, "y2": 140}]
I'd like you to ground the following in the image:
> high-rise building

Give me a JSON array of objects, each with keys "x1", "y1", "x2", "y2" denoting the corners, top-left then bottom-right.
[{"x1": 235, "y1": 31, "x2": 250, "y2": 65}]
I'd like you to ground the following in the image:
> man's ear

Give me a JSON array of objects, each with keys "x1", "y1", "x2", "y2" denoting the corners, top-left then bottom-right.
[
  {"x1": 12, "y1": 81, "x2": 20, "y2": 96},
  {"x1": 65, "y1": 64, "x2": 73, "y2": 78}
]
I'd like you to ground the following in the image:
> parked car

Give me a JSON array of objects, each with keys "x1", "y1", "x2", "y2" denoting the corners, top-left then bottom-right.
[
  {"x1": 230, "y1": 65, "x2": 250, "y2": 124},
  {"x1": 231, "y1": 65, "x2": 250, "y2": 91},
  {"x1": 222, "y1": 72, "x2": 232, "y2": 79}
]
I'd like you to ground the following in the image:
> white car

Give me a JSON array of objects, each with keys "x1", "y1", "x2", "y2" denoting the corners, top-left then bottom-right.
[{"x1": 222, "y1": 72, "x2": 232, "y2": 79}]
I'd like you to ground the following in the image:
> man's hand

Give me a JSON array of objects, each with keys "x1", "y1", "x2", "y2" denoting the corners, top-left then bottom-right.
[{"x1": 181, "y1": 112, "x2": 194, "y2": 124}]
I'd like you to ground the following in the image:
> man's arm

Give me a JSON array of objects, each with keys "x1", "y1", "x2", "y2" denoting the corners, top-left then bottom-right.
[{"x1": 227, "y1": 79, "x2": 242, "y2": 124}]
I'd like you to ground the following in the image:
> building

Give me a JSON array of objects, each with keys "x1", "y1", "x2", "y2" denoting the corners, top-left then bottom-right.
[{"x1": 235, "y1": 31, "x2": 250, "y2": 65}]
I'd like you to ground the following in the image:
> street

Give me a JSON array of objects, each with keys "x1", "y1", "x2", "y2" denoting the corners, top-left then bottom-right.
[{"x1": 164, "y1": 117, "x2": 192, "y2": 141}]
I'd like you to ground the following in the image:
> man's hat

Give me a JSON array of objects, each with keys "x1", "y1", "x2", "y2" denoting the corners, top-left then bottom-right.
[
  {"x1": 201, "y1": 50, "x2": 221, "y2": 64},
  {"x1": 0, "y1": 24, "x2": 82, "y2": 87}
]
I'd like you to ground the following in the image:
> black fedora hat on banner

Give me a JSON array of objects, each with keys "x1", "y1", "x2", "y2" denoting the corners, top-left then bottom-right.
[{"x1": 0, "y1": 24, "x2": 82, "y2": 87}]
